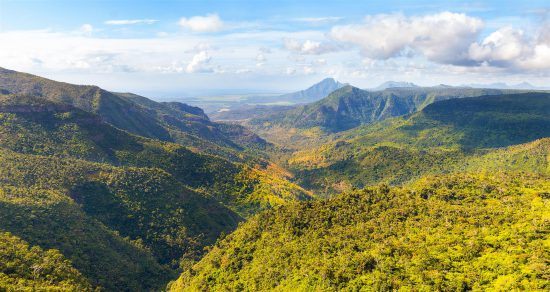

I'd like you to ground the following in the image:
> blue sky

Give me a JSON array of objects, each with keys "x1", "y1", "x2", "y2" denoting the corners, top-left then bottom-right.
[{"x1": 0, "y1": 0, "x2": 548, "y2": 97}]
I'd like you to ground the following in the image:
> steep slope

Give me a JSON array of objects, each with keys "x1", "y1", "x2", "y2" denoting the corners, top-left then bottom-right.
[
  {"x1": 0, "y1": 67, "x2": 269, "y2": 161},
  {"x1": 0, "y1": 231, "x2": 92, "y2": 291},
  {"x1": 288, "y1": 93, "x2": 550, "y2": 195},
  {"x1": 171, "y1": 173, "x2": 549, "y2": 291},
  {"x1": 249, "y1": 86, "x2": 525, "y2": 134},
  {"x1": 0, "y1": 150, "x2": 242, "y2": 289},
  {"x1": 0, "y1": 93, "x2": 312, "y2": 289},
  {"x1": 0, "y1": 94, "x2": 311, "y2": 216},
  {"x1": 0, "y1": 67, "x2": 171, "y2": 140},
  {"x1": 340, "y1": 92, "x2": 550, "y2": 149}
]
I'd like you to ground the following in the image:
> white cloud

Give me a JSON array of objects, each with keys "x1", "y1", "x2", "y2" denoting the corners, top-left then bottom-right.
[
  {"x1": 259, "y1": 47, "x2": 272, "y2": 54},
  {"x1": 469, "y1": 27, "x2": 527, "y2": 66},
  {"x1": 330, "y1": 12, "x2": 483, "y2": 65},
  {"x1": 1, "y1": 12, "x2": 548, "y2": 92},
  {"x1": 293, "y1": 17, "x2": 342, "y2": 24},
  {"x1": 283, "y1": 38, "x2": 341, "y2": 55},
  {"x1": 469, "y1": 26, "x2": 550, "y2": 70},
  {"x1": 179, "y1": 14, "x2": 224, "y2": 33},
  {"x1": 80, "y1": 24, "x2": 93, "y2": 34},
  {"x1": 105, "y1": 19, "x2": 158, "y2": 25},
  {"x1": 186, "y1": 51, "x2": 213, "y2": 73}
]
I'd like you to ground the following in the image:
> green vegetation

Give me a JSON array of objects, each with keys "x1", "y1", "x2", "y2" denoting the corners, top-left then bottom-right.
[
  {"x1": 0, "y1": 94, "x2": 311, "y2": 216},
  {"x1": 288, "y1": 93, "x2": 550, "y2": 195},
  {"x1": 0, "y1": 231, "x2": 92, "y2": 291},
  {"x1": 0, "y1": 150, "x2": 240, "y2": 289},
  {"x1": 171, "y1": 173, "x2": 550, "y2": 291},
  {"x1": 248, "y1": 85, "x2": 524, "y2": 136},
  {"x1": 1, "y1": 68, "x2": 549, "y2": 291},
  {"x1": 0, "y1": 67, "x2": 269, "y2": 161},
  {"x1": 0, "y1": 82, "x2": 310, "y2": 289}
]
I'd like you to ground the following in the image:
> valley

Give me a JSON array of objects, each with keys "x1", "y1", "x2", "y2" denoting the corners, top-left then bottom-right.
[{"x1": 0, "y1": 68, "x2": 548, "y2": 291}]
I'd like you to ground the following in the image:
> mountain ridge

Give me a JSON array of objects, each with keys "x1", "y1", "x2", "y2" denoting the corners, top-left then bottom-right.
[
  {"x1": 0, "y1": 67, "x2": 270, "y2": 162},
  {"x1": 247, "y1": 85, "x2": 525, "y2": 135}
]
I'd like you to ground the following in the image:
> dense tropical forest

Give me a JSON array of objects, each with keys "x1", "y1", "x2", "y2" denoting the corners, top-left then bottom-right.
[{"x1": 0, "y1": 67, "x2": 548, "y2": 291}]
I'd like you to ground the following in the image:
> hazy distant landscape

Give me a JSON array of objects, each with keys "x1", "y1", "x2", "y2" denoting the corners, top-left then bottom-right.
[{"x1": 0, "y1": 0, "x2": 549, "y2": 291}]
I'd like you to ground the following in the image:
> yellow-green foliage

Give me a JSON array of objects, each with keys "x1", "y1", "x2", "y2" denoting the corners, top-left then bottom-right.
[
  {"x1": 0, "y1": 231, "x2": 91, "y2": 291},
  {"x1": 290, "y1": 139, "x2": 549, "y2": 196},
  {"x1": 287, "y1": 92, "x2": 550, "y2": 195},
  {"x1": 171, "y1": 173, "x2": 550, "y2": 291},
  {"x1": 0, "y1": 151, "x2": 239, "y2": 290},
  {"x1": 0, "y1": 95, "x2": 312, "y2": 217}
]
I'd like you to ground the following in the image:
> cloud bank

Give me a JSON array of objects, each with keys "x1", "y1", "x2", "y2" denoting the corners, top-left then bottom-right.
[{"x1": 0, "y1": 11, "x2": 548, "y2": 93}]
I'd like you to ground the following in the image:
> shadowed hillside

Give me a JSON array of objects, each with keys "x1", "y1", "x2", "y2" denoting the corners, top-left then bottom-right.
[{"x1": 0, "y1": 67, "x2": 270, "y2": 162}]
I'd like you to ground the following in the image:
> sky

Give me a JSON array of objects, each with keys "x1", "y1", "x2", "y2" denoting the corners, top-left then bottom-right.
[{"x1": 0, "y1": 0, "x2": 549, "y2": 97}]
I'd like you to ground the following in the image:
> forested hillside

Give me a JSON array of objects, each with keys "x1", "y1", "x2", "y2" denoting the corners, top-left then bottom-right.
[
  {"x1": 171, "y1": 173, "x2": 549, "y2": 291},
  {"x1": 0, "y1": 94, "x2": 311, "y2": 216},
  {"x1": 0, "y1": 70, "x2": 312, "y2": 290},
  {"x1": 0, "y1": 67, "x2": 269, "y2": 161},
  {"x1": 0, "y1": 68, "x2": 548, "y2": 291},
  {"x1": 0, "y1": 231, "x2": 92, "y2": 291},
  {"x1": 288, "y1": 93, "x2": 550, "y2": 195},
  {"x1": 0, "y1": 149, "x2": 237, "y2": 290},
  {"x1": 248, "y1": 86, "x2": 521, "y2": 133}
]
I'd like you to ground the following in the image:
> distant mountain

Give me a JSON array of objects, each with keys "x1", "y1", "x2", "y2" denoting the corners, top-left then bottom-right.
[
  {"x1": 248, "y1": 85, "x2": 520, "y2": 133},
  {"x1": 464, "y1": 81, "x2": 541, "y2": 90},
  {"x1": 245, "y1": 78, "x2": 347, "y2": 104},
  {"x1": 370, "y1": 81, "x2": 419, "y2": 91}
]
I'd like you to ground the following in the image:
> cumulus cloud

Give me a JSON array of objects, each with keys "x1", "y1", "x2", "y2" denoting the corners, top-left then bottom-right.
[
  {"x1": 105, "y1": 19, "x2": 158, "y2": 25},
  {"x1": 179, "y1": 14, "x2": 224, "y2": 32},
  {"x1": 469, "y1": 26, "x2": 550, "y2": 70},
  {"x1": 314, "y1": 58, "x2": 327, "y2": 65},
  {"x1": 327, "y1": 11, "x2": 550, "y2": 71},
  {"x1": 469, "y1": 27, "x2": 528, "y2": 67},
  {"x1": 186, "y1": 51, "x2": 213, "y2": 73},
  {"x1": 330, "y1": 12, "x2": 483, "y2": 65},
  {"x1": 283, "y1": 38, "x2": 341, "y2": 55},
  {"x1": 259, "y1": 47, "x2": 272, "y2": 54}
]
